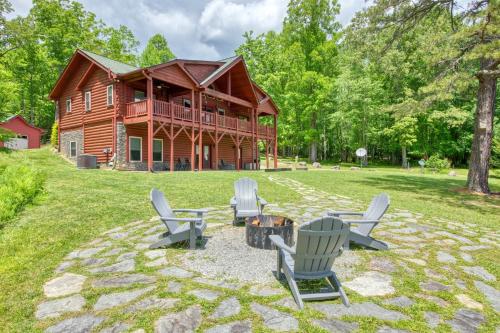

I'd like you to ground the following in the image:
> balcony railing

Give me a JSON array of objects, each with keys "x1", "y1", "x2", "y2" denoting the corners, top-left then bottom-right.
[{"x1": 125, "y1": 100, "x2": 274, "y2": 137}]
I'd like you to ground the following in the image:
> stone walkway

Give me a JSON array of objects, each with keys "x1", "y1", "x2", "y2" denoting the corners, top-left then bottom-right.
[{"x1": 36, "y1": 175, "x2": 499, "y2": 332}]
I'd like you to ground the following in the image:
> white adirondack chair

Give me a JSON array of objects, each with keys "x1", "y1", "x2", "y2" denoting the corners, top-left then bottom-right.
[
  {"x1": 230, "y1": 178, "x2": 268, "y2": 225},
  {"x1": 270, "y1": 216, "x2": 350, "y2": 309},
  {"x1": 328, "y1": 193, "x2": 390, "y2": 250},
  {"x1": 150, "y1": 188, "x2": 207, "y2": 249}
]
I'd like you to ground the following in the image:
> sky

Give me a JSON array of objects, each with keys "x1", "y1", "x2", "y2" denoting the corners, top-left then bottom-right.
[{"x1": 8, "y1": 0, "x2": 370, "y2": 60}]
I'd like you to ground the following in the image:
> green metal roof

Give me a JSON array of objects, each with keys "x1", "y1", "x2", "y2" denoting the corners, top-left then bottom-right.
[
  {"x1": 200, "y1": 56, "x2": 239, "y2": 86},
  {"x1": 80, "y1": 49, "x2": 138, "y2": 75}
]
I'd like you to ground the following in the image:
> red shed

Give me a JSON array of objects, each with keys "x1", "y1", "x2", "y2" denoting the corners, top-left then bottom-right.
[{"x1": 0, "y1": 115, "x2": 44, "y2": 149}]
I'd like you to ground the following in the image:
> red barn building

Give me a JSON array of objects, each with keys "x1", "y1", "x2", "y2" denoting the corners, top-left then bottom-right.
[
  {"x1": 0, "y1": 115, "x2": 43, "y2": 149},
  {"x1": 49, "y1": 49, "x2": 279, "y2": 171}
]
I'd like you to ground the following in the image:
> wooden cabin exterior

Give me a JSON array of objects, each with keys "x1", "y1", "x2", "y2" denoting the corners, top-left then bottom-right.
[{"x1": 49, "y1": 49, "x2": 278, "y2": 171}]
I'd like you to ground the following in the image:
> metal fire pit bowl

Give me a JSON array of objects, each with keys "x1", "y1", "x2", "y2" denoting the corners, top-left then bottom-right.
[{"x1": 245, "y1": 215, "x2": 294, "y2": 250}]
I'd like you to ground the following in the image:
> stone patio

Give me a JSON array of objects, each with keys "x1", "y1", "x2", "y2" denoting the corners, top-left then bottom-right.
[{"x1": 36, "y1": 175, "x2": 499, "y2": 332}]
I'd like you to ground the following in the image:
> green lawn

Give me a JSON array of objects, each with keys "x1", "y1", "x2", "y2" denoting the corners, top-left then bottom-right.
[{"x1": 0, "y1": 147, "x2": 498, "y2": 332}]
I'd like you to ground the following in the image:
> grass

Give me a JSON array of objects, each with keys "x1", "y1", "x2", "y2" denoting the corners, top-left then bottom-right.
[{"x1": 0, "y1": 147, "x2": 498, "y2": 332}]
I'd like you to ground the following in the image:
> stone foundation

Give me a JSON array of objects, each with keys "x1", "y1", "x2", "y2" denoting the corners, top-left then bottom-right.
[
  {"x1": 122, "y1": 161, "x2": 170, "y2": 171},
  {"x1": 60, "y1": 128, "x2": 83, "y2": 162}
]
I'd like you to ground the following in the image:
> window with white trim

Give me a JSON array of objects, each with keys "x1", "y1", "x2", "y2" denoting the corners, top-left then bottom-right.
[
  {"x1": 106, "y1": 85, "x2": 113, "y2": 106},
  {"x1": 134, "y1": 90, "x2": 145, "y2": 102},
  {"x1": 217, "y1": 108, "x2": 225, "y2": 116},
  {"x1": 153, "y1": 139, "x2": 163, "y2": 162},
  {"x1": 129, "y1": 136, "x2": 142, "y2": 162},
  {"x1": 85, "y1": 91, "x2": 91, "y2": 111},
  {"x1": 183, "y1": 98, "x2": 191, "y2": 108},
  {"x1": 69, "y1": 141, "x2": 77, "y2": 157},
  {"x1": 66, "y1": 98, "x2": 72, "y2": 113}
]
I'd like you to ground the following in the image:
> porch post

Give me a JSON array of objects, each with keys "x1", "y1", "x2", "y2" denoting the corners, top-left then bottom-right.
[
  {"x1": 251, "y1": 108, "x2": 255, "y2": 170},
  {"x1": 236, "y1": 118, "x2": 240, "y2": 171},
  {"x1": 255, "y1": 111, "x2": 259, "y2": 170},
  {"x1": 215, "y1": 108, "x2": 219, "y2": 170},
  {"x1": 170, "y1": 101, "x2": 174, "y2": 173},
  {"x1": 147, "y1": 77, "x2": 153, "y2": 172},
  {"x1": 191, "y1": 89, "x2": 195, "y2": 171},
  {"x1": 273, "y1": 114, "x2": 278, "y2": 168},
  {"x1": 198, "y1": 92, "x2": 203, "y2": 171},
  {"x1": 265, "y1": 140, "x2": 269, "y2": 169}
]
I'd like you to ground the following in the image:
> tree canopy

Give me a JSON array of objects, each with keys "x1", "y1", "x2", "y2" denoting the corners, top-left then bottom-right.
[{"x1": 139, "y1": 34, "x2": 175, "y2": 67}]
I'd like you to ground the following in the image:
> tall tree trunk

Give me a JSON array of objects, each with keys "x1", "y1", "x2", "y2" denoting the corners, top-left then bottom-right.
[
  {"x1": 401, "y1": 146, "x2": 407, "y2": 168},
  {"x1": 309, "y1": 112, "x2": 317, "y2": 162},
  {"x1": 467, "y1": 63, "x2": 497, "y2": 194}
]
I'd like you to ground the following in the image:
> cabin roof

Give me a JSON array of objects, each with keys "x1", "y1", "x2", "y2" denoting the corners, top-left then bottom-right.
[
  {"x1": 200, "y1": 56, "x2": 239, "y2": 86},
  {"x1": 80, "y1": 50, "x2": 139, "y2": 74}
]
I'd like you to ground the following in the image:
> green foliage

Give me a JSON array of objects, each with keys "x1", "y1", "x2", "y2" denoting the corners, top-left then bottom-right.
[
  {"x1": 140, "y1": 34, "x2": 175, "y2": 67},
  {"x1": 0, "y1": 127, "x2": 14, "y2": 143},
  {"x1": 50, "y1": 121, "x2": 58, "y2": 147},
  {"x1": 0, "y1": 161, "x2": 45, "y2": 224},
  {"x1": 426, "y1": 154, "x2": 450, "y2": 171}
]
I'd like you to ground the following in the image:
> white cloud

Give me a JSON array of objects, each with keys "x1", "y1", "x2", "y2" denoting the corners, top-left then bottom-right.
[{"x1": 7, "y1": 0, "x2": 368, "y2": 59}]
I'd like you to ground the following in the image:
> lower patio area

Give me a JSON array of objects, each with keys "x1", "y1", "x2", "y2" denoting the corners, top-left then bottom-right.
[{"x1": 36, "y1": 176, "x2": 498, "y2": 333}]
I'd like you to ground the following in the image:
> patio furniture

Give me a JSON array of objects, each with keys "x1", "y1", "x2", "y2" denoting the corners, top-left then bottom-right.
[
  {"x1": 184, "y1": 158, "x2": 190, "y2": 171},
  {"x1": 328, "y1": 193, "x2": 390, "y2": 250},
  {"x1": 150, "y1": 188, "x2": 207, "y2": 249},
  {"x1": 175, "y1": 158, "x2": 182, "y2": 171},
  {"x1": 270, "y1": 216, "x2": 350, "y2": 309},
  {"x1": 230, "y1": 177, "x2": 267, "y2": 225}
]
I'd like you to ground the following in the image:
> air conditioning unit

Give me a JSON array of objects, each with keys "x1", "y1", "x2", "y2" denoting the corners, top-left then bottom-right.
[{"x1": 77, "y1": 154, "x2": 97, "y2": 169}]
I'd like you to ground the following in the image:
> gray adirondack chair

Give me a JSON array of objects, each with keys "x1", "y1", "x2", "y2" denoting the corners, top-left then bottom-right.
[
  {"x1": 270, "y1": 216, "x2": 350, "y2": 309},
  {"x1": 230, "y1": 177, "x2": 268, "y2": 225},
  {"x1": 328, "y1": 193, "x2": 390, "y2": 250},
  {"x1": 150, "y1": 188, "x2": 207, "y2": 249}
]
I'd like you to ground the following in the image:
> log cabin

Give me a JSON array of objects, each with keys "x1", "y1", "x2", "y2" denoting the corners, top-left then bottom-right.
[{"x1": 49, "y1": 49, "x2": 279, "y2": 171}]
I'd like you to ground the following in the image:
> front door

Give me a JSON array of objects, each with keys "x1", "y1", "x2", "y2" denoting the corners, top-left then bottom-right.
[{"x1": 195, "y1": 144, "x2": 211, "y2": 169}]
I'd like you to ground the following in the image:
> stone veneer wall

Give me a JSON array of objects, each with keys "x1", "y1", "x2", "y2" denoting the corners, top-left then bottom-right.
[
  {"x1": 116, "y1": 122, "x2": 169, "y2": 171},
  {"x1": 60, "y1": 128, "x2": 83, "y2": 162}
]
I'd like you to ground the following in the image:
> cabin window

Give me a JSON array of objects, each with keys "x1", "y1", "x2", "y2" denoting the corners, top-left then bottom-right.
[
  {"x1": 204, "y1": 107, "x2": 213, "y2": 113},
  {"x1": 183, "y1": 98, "x2": 191, "y2": 108},
  {"x1": 153, "y1": 139, "x2": 163, "y2": 162},
  {"x1": 85, "y1": 91, "x2": 91, "y2": 112},
  {"x1": 218, "y1": 108, "x2": 225, "y2": 116},
  {"x1": 69, "y1": 141, "x2": 77, "y2": 157},
  {"x1": 129, "y1": 136, "x2": 142, "y2": 162},
  {"x1": 107, "y1": 85, "x2": 113, "y2": 106},
  {"x1": 66, "y1": 98, "x2": 71, "y2": 113},
  {"x1": 134, "y1": 90, "x2": 145, "y2": 102}
]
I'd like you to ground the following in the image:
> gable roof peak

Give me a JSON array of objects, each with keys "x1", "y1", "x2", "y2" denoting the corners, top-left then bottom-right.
[{"x1": 78, "y1": 49, "x2": 138, "y2": 74}]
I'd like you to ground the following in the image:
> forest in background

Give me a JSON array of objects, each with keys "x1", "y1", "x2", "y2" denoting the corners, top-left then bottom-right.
[{"x1": 0, "y1": 1, "x2": 498, "y2": 176}]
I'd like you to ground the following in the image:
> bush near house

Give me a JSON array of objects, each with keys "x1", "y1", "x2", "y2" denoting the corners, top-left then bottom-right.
[
  {"x1": 0, "y1": 127, "x2": 15, "y2": 144},
  {"x1": 50, "y1": 121, "x2": 58, "y2": 147},
  {"x1": 0, "y1": 160, "x2": 45, "y2": 225}
]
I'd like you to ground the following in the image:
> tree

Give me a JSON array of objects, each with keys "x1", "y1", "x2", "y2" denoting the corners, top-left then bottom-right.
[
  {"x1": 350, "y1": 0, "x2": 499, "y2": 193},
  {"x1": 139, "y1": 34, "x2": 175, "y2": 67}
]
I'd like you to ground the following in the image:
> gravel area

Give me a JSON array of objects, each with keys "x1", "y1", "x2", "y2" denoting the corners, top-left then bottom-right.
[{"x1": 180, "y1": 226, "x2": 361, "y2": 284}]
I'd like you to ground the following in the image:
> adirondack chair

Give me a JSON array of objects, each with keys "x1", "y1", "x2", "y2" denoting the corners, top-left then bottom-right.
[
  {"x1": 230, "y1": 177, "x2": 268, "y2": 225},
  {"x1": 150, "y1": 188, "x2": 207, "y2": 249},
  {"x1": 270, "y1": 216, "x2": 350, "y2": 309},
  {"x1": 328, "y1": 193, "x2": 390, "y2": 250}
]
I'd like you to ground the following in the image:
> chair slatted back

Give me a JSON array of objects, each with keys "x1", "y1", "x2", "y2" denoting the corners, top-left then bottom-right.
[
  {"x1": 293, "y1": 217, "x2": 349, "y2": 277},
  {"x1": 359, "y1": 193, "x2": 390, "y2": 236},
  {"x1": 150, "y1": 188, "x2": 178, "y2": 233},
  {"x1": 234, "y1": 178, "x2": 259, "y2": 212}
]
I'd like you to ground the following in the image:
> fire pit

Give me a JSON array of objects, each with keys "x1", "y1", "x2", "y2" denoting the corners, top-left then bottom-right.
[{"x1": 246, "y1": 215, "x2": 294, "y2": 250}]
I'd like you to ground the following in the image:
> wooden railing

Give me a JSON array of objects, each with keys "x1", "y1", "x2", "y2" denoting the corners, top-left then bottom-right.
[
  {"x1": 125, "y1": 100, "x2": 274, "y2": 137},
  {"x1": 125, "y1": 100, "x2": 147, "y2": 118}
]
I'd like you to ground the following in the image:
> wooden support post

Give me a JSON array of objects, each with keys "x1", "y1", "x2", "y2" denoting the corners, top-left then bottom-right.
[
  {"x1": 251, "y1": 108, "x2": 255, "y2": 170},
  {"x1": 265, "y1": 140, "x2": 269, "y2": 169},
  {"x1": 147, "y1": 77, "x2": 153, "y2": 172},
  {"x1": 215, "y1": 108, "x2": 219, "y2": 170},
  {"x1": 170, "y1": 101, "x2": 174, "y2": 173},
  {"x1": 236, "y1": 118, "x2": 240, "y2": 171},
  {"x1": 255, "y1": 111, "x2": 259, "y2": 169},
  {"x1": 198, "y1": 92, "x2": 203, "y2": 171},
  {"x1": 273, "y1": 114, "x2": 278, "y2": 168},
  {"x1": 191, "y1": 90, "x2": 195, "y2": 171}
]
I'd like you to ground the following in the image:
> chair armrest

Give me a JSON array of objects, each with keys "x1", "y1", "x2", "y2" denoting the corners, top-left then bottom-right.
[
  {"x1": 172, "y1": 209, "x2": 208, "y2": 215},
  {"x1": 162, "y1": 217, "x2": 203, "y2": 223},
  {"x1": 230, "y1": 197, "x2": 237, "y2": 207},
  {"x1": 342, "y1": 219, "x2": 379, "y2": 224},
  {"x1": 257, "y1": 196, "x2": 268, "y2": 206},
  {"x1": 269, "y1": 235, "x2": 295, "y2": 254},
  {"x1": 327, "y1": 211, "x2": 365, "y2": 217}
]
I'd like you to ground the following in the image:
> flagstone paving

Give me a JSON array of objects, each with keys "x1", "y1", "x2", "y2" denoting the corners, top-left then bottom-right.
[{"x1": 36, "y1": 175, "x2": 499, "y2": 332}]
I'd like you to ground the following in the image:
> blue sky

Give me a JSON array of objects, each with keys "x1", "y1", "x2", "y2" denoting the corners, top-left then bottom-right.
[{"x1": 8, "y1": 0, "x2": 370, "y2": 60}]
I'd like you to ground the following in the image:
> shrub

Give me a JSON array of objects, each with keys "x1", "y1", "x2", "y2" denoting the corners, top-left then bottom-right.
[
  {"x1": 50, "y1": 121, "x2": 58, "y2": 147},
  {"x1": 426, "y1": 154, "x2": 450, "y2": 171},
  {"x1": 0, "y1": 163, "x2": 45, "y2": 224},
  {"x1": 0, "y1": 127, "x2": 15, "y2": 143}
]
